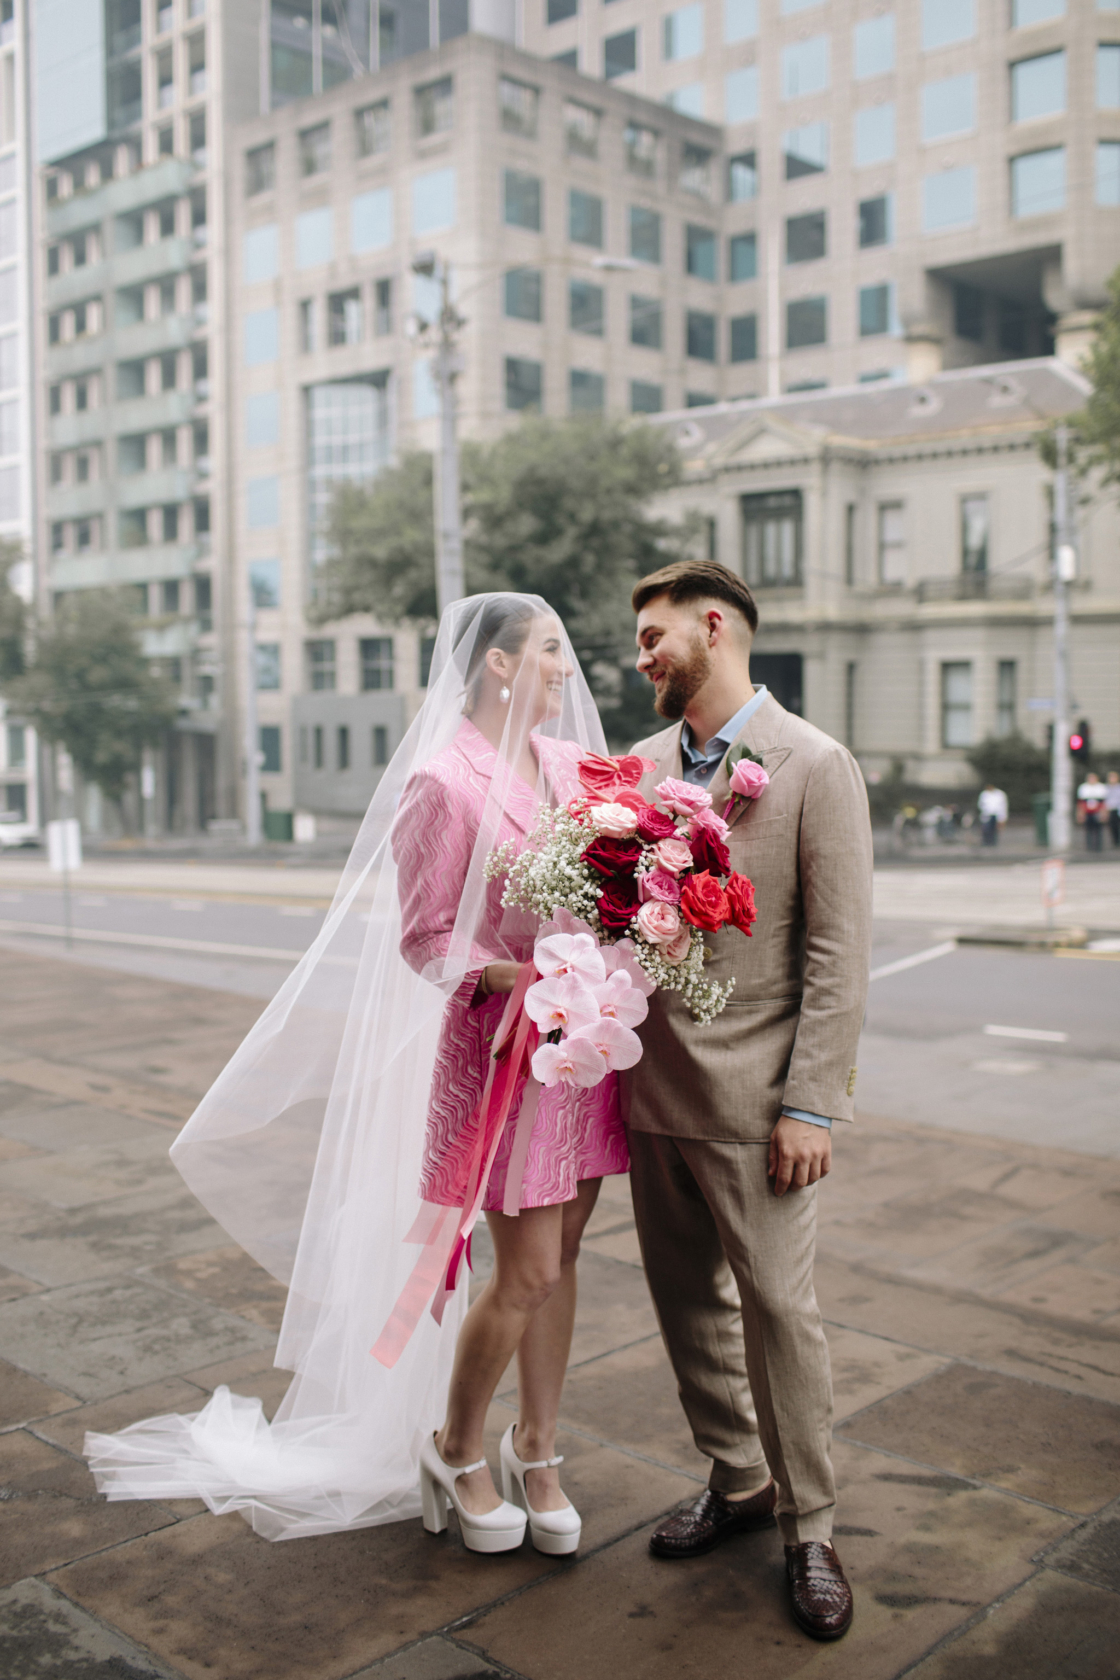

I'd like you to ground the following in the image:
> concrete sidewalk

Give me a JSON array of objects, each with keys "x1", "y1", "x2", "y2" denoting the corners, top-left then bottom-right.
[{"x1": 0, "y1": 949, "x2": 1118, "y2": 1679}]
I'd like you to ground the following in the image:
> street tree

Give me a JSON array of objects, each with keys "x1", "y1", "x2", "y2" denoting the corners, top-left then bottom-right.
[
  {"x1": 0, "y1": 540, "x2": 27, "y2": 685},
  {"x1": 8, "y1": 589, "x2": 177, "y2": 823},
  {"x1": 1068, "y1": 267, "x2": 1120, "y2": 484}
]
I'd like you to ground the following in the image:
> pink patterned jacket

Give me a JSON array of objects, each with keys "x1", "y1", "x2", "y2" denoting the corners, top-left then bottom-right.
[{"x1": 394, "y1": 720, "x2": 627, "y2": 1212}]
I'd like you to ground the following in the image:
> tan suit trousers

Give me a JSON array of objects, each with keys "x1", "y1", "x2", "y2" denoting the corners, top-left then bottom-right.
[{"x1": 628, "y1": 1131, "x2": 835, "y2": 1545}]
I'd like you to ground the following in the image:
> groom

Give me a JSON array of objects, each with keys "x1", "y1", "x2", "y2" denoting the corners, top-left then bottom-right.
[{"x1": 620, "y1": 559, "x2": 872, "y2": 1641}]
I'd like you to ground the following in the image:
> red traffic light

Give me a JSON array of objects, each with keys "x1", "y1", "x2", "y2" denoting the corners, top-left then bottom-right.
[{"x1": 1069, "y1": 733, "x2": 1084, "y2": 752}]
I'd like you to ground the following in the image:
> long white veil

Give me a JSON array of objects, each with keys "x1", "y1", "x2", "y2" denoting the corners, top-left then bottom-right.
[{"x1": 85, "y1": 594, "x2": 607, "y2": 1540}]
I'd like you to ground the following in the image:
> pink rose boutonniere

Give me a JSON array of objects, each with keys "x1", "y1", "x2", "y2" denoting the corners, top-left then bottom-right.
[{"x1": 722, "y1": 750, "x2": 769, "y2": 820}]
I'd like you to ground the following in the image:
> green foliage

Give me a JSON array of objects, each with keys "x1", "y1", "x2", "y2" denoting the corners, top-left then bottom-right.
[
  {"x1": 1040, "y1": 267, "x2": 1120, "y2": 482},
  {"x1": 8, "y1": 590, "x2": 177, "y2": 805},
  {"x1": 0, "y1": 572, "x2": 25, "y2": 685},
  {"x1": 315, "y1": 417, "x2": 693, "y2": 745},
  {"x1": 965, "y1": 732, "x2": 1051, "y2": 814}
]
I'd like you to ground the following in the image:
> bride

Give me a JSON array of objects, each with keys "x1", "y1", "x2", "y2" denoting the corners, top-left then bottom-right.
[{"x1": 86, "y1": 593, "x2": 626, "y2": 1553}]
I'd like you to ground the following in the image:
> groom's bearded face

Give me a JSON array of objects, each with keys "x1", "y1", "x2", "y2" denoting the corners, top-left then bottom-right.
[{"x1": 652, "y1": 626, "x2": 713, "y2": 719}]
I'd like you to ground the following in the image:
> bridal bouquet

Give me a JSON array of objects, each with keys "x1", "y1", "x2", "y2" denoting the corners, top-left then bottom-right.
[{"x1": 486, "y1": 752, "x2": 760, "y2": 1088}]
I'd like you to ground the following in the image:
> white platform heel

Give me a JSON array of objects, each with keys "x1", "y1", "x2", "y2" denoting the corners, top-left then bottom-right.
[
  {"x1": 499, "y1": 1423, "x2": 582, "y2": 1556},
  {"x1": 418, "y1": 1434, "x2": 527, "y2": 1554}
]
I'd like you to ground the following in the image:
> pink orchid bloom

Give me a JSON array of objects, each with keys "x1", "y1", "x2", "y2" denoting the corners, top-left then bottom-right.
[
  {"x1": 524, "y1": 974, "x2": 601, "y2": 1037},
  {"x1": 593, "y1": 968, "x2": 650, "y2": 1029},
  {"x1": 533, "y1": 931, "x2": 607, "y2": 985},
  {"x1": 537, "y1": 909, "x2": 596, "y2": 944},
  {"x1": 601, "y1": 939, "x2": 657, "y2": 996},
  {"x1": 567, "y1": 1016, "x2": 644, "y2": 1073},
  {"x1": 531, "y1": 1035, "x2": 607, "y2": 1089}
]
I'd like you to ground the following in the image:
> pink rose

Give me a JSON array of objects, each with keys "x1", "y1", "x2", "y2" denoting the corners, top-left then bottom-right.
[
  {"x1": 638, "y1": 868, "x2": 681, "y2": 904},
  {"x1": 588, "y1": 802, "x2": 639, "y2": 839},
  {"x1": 729, "y1": 759, "x2": 770, "y2": 800},
  {"x1": 650, "y1": 836, "x2": 694, "y2": 876},
  {"x1": 662, "y1": 923, "x2": 693, "y2": 964},
  {"x1": 635, "y1": 899, "x2": 681, "y2": 946},
  {"x1": 690, "y1": 806, "x2": 731, "y2": 843},
  {"x1": 654, "y1": 777, "x2": 712, "y2": 818}
]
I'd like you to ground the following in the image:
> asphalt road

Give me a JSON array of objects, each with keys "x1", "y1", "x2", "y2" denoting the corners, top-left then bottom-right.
[{"x1": 0, "y1": 886, "x2": 1116, "y2": 1159}]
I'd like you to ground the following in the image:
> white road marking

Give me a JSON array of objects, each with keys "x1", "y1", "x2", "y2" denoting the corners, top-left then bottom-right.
[
  {"x1": 0, "y1": 919, "x2": 305, "y2": 962},
  {"x1": 279, "y1": 905, "x2": 317, "y2": 917},
  {"x1": 169, "y1": 899, "x2": 205, "y2": 911},
  {"x1": 971, "y1": 1058, "x2": 1042, "y2": 1077},
  {"x1": 1088, "y1": 937, "x2": 1120, "y2": 953},
  {"x1": 984, "y1": 1024, "x2": 1069, "y2": 1043},
  {"x1": 868, "y1": 941, "x2": 957, "y2": 983}
]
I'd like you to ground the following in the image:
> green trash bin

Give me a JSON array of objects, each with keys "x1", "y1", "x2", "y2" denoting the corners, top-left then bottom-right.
[
  {"x1": 263, "y1": 809, "x2": 294, "y2": 842},
  {"x1": 1031, "y1": 792, "x2": 1051, "y2": 847}
]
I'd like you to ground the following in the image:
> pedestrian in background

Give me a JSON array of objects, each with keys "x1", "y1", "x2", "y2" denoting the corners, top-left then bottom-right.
[
  {"x1": 1105, "y1": 770, "x2": 1120, "y2": 849},
  {"x1": 1077, "y1": 770, "x2": 1106, "y2": 853},
  {"x1": 978, "y1": 782, "x2": 1008, "y2": 847}
]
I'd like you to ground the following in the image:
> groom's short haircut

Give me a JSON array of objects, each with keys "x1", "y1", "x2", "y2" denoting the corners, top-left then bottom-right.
[{"x1": 632, "y1": 560, "x2": 759, "y2": 636}]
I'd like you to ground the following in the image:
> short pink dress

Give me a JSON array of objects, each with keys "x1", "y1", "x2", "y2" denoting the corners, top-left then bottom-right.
[{"x1": 395, "y1": 720, "x2": 628, "y2": 1212}]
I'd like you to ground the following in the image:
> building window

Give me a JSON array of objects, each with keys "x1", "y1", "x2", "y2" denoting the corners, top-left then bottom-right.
[
  {"x1": 299, "y1": 122, "x2": 331, "y2": 177},
  {"x1": 260, "y1": 726, "x2": 281, "y2": 774},
  {"x1": 419, "y1": 637, "x2": 436, "y2": 686},
  {"x1": 664, "y1": 4, "x2": 703, "y2": 60},
  {"x1": 296, "y1": 205, "x2": 333, "y2": 268},
  {"x1": 629, "y1": 205, "x2": 661, "y2": 263},
  {"x1": 922, "y1": 0, "x2": 975, "y2": 51},
  {"x1": 844, "y1": 503, "x2": 857, "y2": 586},
  {"x1": 307, "y1": 640, "x2": 336, "y2": 691},
  {"x1": 313, "y1": 725, "x2": 324, "y2": 770},
  {"x1": 549, "y1": 0, "x2": 577, "y2": 18},
  {"x1": 854, "y1": 14, "x2": 894, "y2": 78},
  {"x1": 1011, "y1": 147, "x2": 1065, "y2": 216},
  {"x1": 570, "y1": 369, "x2": 604, "y2": 412},
  {"x1": 245, "y1": 307, "x2": 279, "y2": 365},
  {"x1": 921, "y1": 73, "x2": 976, "y2": 141},
  {"x1": 1097, "y1": 141, "x2": 1120, "y2": 206},
  {"x1": 680, "y1": 143, "x2": 713, "y2": 197},
  {"x1": 305, "y1": 377, "x2": 391, "y2": 579},
  {"x1": 686, "y1": 309, "x2": 717, "y2": 361},
  {"x1": 859, "y1": 193, "x2": 894, "y2": 247},
  {"x1": 355, "y1": 99, "x2": 390, "y2": 157},
  {"x1": 504, "y1": 169, "x2": 542, "y2": 231},
  {"x1": 299, "y1": 299, "x2": 317, "y2": 353},
  {"x1": 1011, "y1": 50, "x2": 1066, "y2": 121},
  {"x1": 941, "y1": 662, "x2": 973, "y2": 749},
  {"x1": 565, "y1": 100, "x2": 599, "y2": 158},
  {"x1": 961, "y1": 494, "x2": 989, "y2": 574},
  {"x1": 337, "y1": 725, "x2": 350, "y2": 771},
  {"x1": 604, "y1": 29, "x2": 637, "y2": 79},
  {"x1": 786, "y1": 297, "x2": 827, "y2": 349},
  {"x1": 725, "y1": 66, "x2": 759, "y2": 123},
  {"x1": 854, "y1": 104, "x2": 895, "y2": 166},
  {"x1": 741, "y1": 490, "x2": 802, "y2": 588},
  {"x1": 374, "y1": 278, "x2": 393, "y2": 334},
  {"x1": 372, "y1": 724, "x2": 389, "y2": 767},
  {"x1": 569, "y1": 279, "x2": 604, "y2": 335},
  {"x1": 783, "y1": 122, "x2": 828, "y2": 180},
  {"x1": 996, "y1": 661, "x2": 1017, "y2": 738},
  {"x1": 877, "y1": 502, "x2": 906, "y2": 585},
  {"x1": 505, "y1": 356, "x2": 542, "y2": 411},
  {"x1": 1098, "y1": 44, "x2": 1120, "y2": 108},
  {"x1": 728, "y1": 232, "x2": 757, "y2": 282},
  {"x1": 786, "y1": 211, "x2": 826, "y2": 264},
  {"x1": 505, "y1": 267, "x2": 542, "y2": 322},
  {"x1": 328, "y1": 288, "x2": 362, "y2": 346},
  {"x1": 412, "y1": 167, "x2": 455, "y2": 234},
  {"x1": 360, "y1": 637, "x2": 394, "y2": 691},
  {"x1": 922, "y1": 166, "x2": 976, "y2": 231},
  {"x1": 730, "y1": 314, "x2": 757, "y2": 362},
  {"x1": 119, "y1": 508, "x2": 148, "y2": 548},
  {"x1": 781, "y1": 36, "x2": 829, "y2": 100},
  {"x1": 727, "y1": 151, "x2": 757, "y2": 202},
  {"x1": 631, "y1": 379, "x2": 663, "y2": 413},
  {"x1": 859, "y1": 282, "x2": 893, "y2": 337},
  {"x1": 255, "y1": 643, "x2": 281, "y2": 690},
  {"x1": 1013, "y1": 0, "x2": 1064, "y2": 21},
  {"x1": 415, "y1": 77, "x2": 453, "y2": 137},
  {"x1": 7, "y1": 722, "x2": 26, "y2": 769},
  {"x1": 686, "y1": 224, "x2": 717, "y2": 280},
  {"x1": 195, "y1": 574, "x2": 212, "y2": 630},
  {"x1": 500, "y1": 76, "x2": 539, "y2": 138},
  {"x1": 569, "y1": 188, "x2": 603, "y2": 247},
  {"x1": 625, "y1": 121, "x2": 658, "y2": 176},
  {"x1": 630, "y1": 294, "x2": 662, "y2": 349},
  {"x1": 250, "y1": 559, "x2": 281, "y2": 609}
]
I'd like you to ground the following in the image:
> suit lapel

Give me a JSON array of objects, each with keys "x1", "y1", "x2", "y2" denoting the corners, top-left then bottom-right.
[{"x1": 715, "y1": 697, "x2": 793, "y2": 832}]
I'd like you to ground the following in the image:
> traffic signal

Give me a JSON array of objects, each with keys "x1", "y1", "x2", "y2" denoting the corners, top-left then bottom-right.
[{"x1": 1069, "y1": 720, "x2": 1091, "y2": 763}]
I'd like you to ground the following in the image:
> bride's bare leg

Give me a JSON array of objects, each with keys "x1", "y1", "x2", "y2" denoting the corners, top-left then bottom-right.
[
  {"x1": 514, "y1": 1178, "x2": 602, "y2": 1512},
  {"x1": 436, "y1": 1201, "x2": 564, "y2": 1515}
]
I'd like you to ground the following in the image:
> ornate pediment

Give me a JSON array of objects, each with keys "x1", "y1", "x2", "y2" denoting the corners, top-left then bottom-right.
[{"x1": 708, "y1": 414, "x2": 826, "y2": 467}]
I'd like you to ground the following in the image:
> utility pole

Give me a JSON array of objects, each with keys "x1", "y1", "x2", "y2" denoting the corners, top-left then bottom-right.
[
  {"x1": 244, "y1": 575, "x2": 261, "y2": 847},
  {"x1": 1049, "y1": 422, "x2": 1076, "y2": 852},
  {"x1": 411, "y1": 253, "x2": 465, "y2": 613}
]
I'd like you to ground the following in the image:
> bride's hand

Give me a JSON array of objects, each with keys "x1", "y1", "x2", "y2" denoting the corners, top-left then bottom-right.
[{"x1": 481, "y1": 961, "x2": 521, "y2": 995}]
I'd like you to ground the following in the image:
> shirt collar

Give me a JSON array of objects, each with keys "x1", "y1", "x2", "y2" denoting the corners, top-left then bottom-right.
[{"x1": 680, "y1": 687, "x2": 768, "y2": 768}]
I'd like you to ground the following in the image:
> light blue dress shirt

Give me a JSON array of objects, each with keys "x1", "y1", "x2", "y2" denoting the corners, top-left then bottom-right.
[{"x1": 679, "y1": 686, "x2": 832, "y2": 1134}]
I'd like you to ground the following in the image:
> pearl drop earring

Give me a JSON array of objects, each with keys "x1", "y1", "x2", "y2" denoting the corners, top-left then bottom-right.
[{"x1": 499, "y1": 685, "x2": 511, "y2": 703}]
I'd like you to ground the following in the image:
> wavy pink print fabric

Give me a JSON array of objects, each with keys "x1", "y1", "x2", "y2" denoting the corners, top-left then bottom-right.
[{"x1": 395, "y1": 721, "x2": 628, "y2": 1212}]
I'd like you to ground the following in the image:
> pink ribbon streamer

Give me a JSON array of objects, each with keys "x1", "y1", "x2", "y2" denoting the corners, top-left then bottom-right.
[{"x1": 371, "y1": 960, "x2": 539, "y2": 1368}]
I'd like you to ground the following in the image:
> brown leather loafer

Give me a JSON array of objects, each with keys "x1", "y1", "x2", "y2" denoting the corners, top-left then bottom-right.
[
  {"x1": 649, "y1": 1482, "x2": 777, "y2": 1558},
  {"x1": 785, "y1": 1540, "x2": 853, "y2": 1640}
]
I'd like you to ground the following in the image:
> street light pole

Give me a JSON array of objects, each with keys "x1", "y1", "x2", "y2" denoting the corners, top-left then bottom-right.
[
  {"x1": 244, "y1": 576, "x2": 261, "y2": 847},
  {"x1": 1049, "y1": 422, "x2": 1075, "y2": 853},
  {"x1": 412, "y1": 253, "x2": 465, "y2": 614}
]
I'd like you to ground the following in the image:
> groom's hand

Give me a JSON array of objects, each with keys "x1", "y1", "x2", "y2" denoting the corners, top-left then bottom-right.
[{"x1": 768, "y1": 1116, "x2": 832, "y2": 1196}]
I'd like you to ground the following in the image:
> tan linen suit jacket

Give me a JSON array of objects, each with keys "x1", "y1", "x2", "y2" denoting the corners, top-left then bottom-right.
[{"x1": 622, "y1": 694, "x2": 873, "y2": 1140}]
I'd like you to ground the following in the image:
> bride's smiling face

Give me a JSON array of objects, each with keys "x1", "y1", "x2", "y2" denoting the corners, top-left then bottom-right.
[{"x1": 494, "y1": 616, "x2": 571, "y2": 723}]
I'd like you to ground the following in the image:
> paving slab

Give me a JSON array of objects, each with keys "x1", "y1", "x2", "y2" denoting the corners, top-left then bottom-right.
[
  {"x1": 144, "y1": 1245, "x2": 291, "y2": 1333},
  {"x1": 904, "y1": 1570, "x2": 1120, "y2": 1679},
  {"x1": 0, "y1": 1355, "x2": 78, "y2": 1429},
  {"x1": 0, "y1": 1275, "x2": 276, "y2": 1401},
  {"x1": 0, "y1": 1576, "x2": 186, "y2": 1680},
  {"x1": 0, "y1": 1184, "x2": 232, "y2": 1287},
  {"x1": 348, "y1": 1639, "x2": 516, "y2": 1680},
  {"x1": 0, "y1": 1134, "x2": 179, "y2": 1210},
  {"x1": 0, "y1": 1093, "x2": 161, "y2": 1151},
  {"x1": 1041, "y1": 1497, "x2": 1120, "y2": 1596},
  {"x1": 997, "y1": 1259, "x2": 1120, "y2": 1325},
  {"x1": 838, "y1": 1364, "x2": 1120, "y2": 1514}
]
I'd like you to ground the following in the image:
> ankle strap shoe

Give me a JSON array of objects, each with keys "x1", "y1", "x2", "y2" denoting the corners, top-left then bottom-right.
[
  {"x1": 500, "y1": 1423, "x2": 581, "y2": 1556},
  {"x1": 418, "y1": 1433, "x2": 526, "y2": 1554}
]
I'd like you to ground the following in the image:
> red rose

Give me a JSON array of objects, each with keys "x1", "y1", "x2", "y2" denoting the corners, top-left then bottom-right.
[
  {"x1": 582, "y1": 836, "x2": 643, "y2": 878},
  {"x1": 680, "y1": 870, "x2": 730, "y2": 933},
  {"x1": 578, "y1": 753, "x2": 627, "y2": 800},
  {"x1": 724, "y1": 872, "x2": 757, "y2": 936},
  {"x1": 636, "y1": 806, "x2": 678, "y2": 843},
  {"x1": 612, "y1": 754, "x2": 657, "y2": 788},
  {"x1": 596, "y1": 876, "x2": 641, "y2": 932},
  {"x1": 689, "y1": 826, "x2": 731, "y2": 877}
]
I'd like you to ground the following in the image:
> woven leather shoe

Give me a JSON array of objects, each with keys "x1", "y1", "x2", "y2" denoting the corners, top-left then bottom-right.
[
  {"x1": 649, "y1": 1482, "x2": 776, "y2": 1558},
  {"x1": 785, "y1": 1540, "x2": 853, "y2": 1640}
]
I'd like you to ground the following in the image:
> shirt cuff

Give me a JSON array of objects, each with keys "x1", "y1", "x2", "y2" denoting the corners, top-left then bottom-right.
[{"x1": 781, "y1": 1107, "x2": 833, "y2": 1132}]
